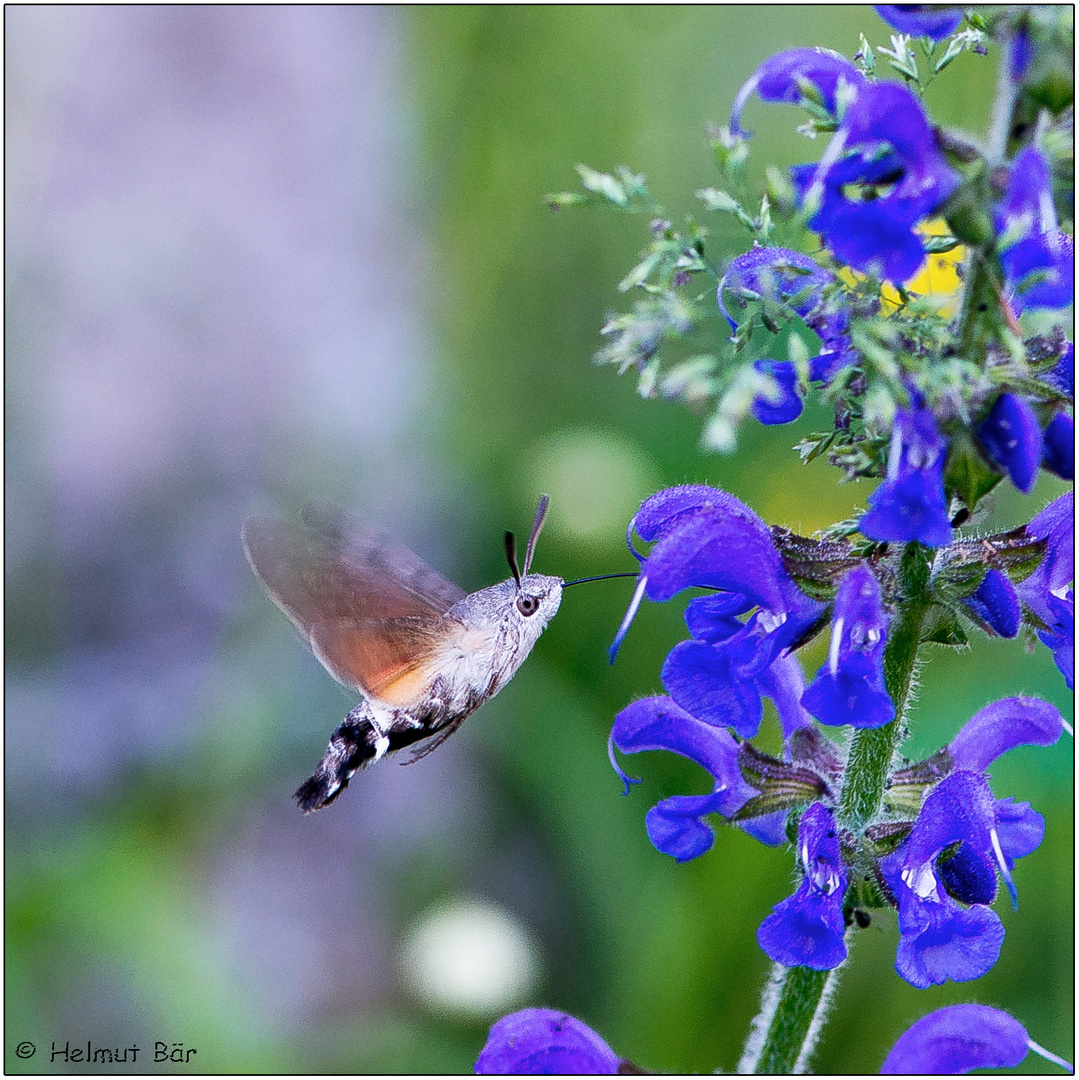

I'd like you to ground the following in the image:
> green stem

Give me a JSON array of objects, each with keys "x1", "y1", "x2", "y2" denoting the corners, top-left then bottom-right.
[
  {"x1": 738, "y1": 962, "x2": 842, "y2": 1074},
  {"x1": 741, "y1": 544, "x2": 931, "y2": 1074}
]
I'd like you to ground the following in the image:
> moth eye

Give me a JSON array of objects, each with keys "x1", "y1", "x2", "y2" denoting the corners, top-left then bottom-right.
[{"x1": 516, "y1": 594, "x2": 540, "y2": 617}]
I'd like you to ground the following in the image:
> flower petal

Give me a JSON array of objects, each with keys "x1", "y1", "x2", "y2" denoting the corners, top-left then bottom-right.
[
  {"x1": 646, "y1": 791, "x2": 730, "y2": 862},
  {"x1": 874, "y1": 5, "x2": 964, "y2": 41},
  {"x1": 961, "y1": 568, "x2": 1021, "y2": 638},
  {"x1": 978, "y1": 393, "x2": 1043, "y2": 493},
  {"x1": 662, "y1": 636, "x2": 765, "y2": 738},
  {"x1": 751, "y1": 359, "x2": 804, "y2": 425},
  {"x1": 730, "y1": 48, "x2": 864, "y2": 135},
  {"x1": 893, "y1": 894, "x2": 1004, "y2": 988},
  {"x1": 859, "y1": 405, "x2": 952, "y2": 547},
  {"x1": 756, "y1": 803, "x2": 848, "y2": 970},
  {"x1": 882, "y1": 1004, "x2": 1028, "y2": 1074},
  {"x1": 802, "y1": 564, "x2": 894, "y2": 728},
  {"x1": 642, "y1": 506, "x2": 786, "y2": 608},
  {"x1": 1042, "y1": 412, "x2": 1074, "y2": 481},
  {"x1": 948, "y1": 696, "x2": 1064, "y2": 773},
  {"x1": 993, "y1": 797, "x2": 1045, "y2": 865},
  {"x1": 476, "y1": 1008, "x2": 620, "y2": 1074}
]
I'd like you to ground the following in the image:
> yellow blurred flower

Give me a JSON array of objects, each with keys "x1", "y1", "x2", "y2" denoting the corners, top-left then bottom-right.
[{"x1": 838, "y1": 220, "x2": 965, "y2": 315}]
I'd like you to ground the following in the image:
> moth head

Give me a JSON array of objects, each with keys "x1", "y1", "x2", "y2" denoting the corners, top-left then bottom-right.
[{"x1": 503, "y1": 495, "x2": 562, "y2": 626}]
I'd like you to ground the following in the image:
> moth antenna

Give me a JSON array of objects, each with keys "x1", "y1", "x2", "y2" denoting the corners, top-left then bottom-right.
[
  {"x1": 504, "y1": 530, "x2": 522, "y2": 587},
  {"x1": 523, "y1": 494, "x2": 550, "y2": 575}
]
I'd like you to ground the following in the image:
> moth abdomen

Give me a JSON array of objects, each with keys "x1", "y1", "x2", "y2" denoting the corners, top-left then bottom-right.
[{"x1": 294, "y1": 690, "x2": 484, "y2": 812}]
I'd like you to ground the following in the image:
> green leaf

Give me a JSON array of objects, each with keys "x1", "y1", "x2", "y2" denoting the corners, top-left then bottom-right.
[
  {"x1": 943, "y1": 429, "x2": 1003, "y2": 511},
  {"x1": 922, "y1": 233, "x2": 961, "y2": 254},
  {"x1": 796, "y1": 430, "x2": 837, "y2": 465},
  {"x1": 575, "y1": 163, "x2": 627, "y2": 206},
  {"x1": 658, "y1": 355, "x2": 717, "y2": 403},
  {"x1": 695, "y1": 187, "x2": 756, "y2": 230},
  {"x1": 617, "y1": 249, "x2": 665, "y2": 292},
  {"x1": 546, "y1": 191, "x2": 588, "y2": 210},
  {"x1": 920, "y1": 604, "x2": 970, "y2": 647}
]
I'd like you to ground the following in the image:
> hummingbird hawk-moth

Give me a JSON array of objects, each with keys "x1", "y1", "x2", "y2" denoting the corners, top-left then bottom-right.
[{"x1": 243, "y1": 496, "x2": 569, "y2": 812}]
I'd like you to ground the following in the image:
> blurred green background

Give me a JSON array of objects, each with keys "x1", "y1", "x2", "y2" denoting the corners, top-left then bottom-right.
[{"x1": 6, "y1": 6, "x2": 1071, "y2": 1075}]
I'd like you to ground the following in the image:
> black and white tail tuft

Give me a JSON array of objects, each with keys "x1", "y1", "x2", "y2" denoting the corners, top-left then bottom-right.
[{"x1": 294, "y1": 712, "x2": 377, "y2": 813}]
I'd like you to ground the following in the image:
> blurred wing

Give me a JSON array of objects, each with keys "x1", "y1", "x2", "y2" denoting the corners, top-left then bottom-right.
[{"x1": 242, "y1": 505, "x2": 467, "y2": 704}]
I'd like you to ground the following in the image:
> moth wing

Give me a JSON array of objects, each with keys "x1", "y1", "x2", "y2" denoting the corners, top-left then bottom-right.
[
  {"x1": 310, "y1": 615, "x2": 462, "y2": 706},
  {"x1": 242, "y1": 506, "x2": 467, "y2": 703}
]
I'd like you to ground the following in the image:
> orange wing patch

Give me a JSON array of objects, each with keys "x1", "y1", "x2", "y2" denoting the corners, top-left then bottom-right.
[{"x1": 311, "y1": 615, "x2": 462, "y2": 706}]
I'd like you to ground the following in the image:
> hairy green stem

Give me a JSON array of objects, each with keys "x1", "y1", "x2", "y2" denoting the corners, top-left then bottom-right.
[{"x1": 738, "y1": 961, "x2": 844, "y2": 1075}]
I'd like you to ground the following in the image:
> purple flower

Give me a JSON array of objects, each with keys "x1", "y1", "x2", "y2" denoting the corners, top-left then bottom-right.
[
  {"x1": 883, "y1": 1004, "x2": 1034, "y2": 1074},
  {"x1": 882, "y1": 771, "x2": 1007, "y2": 988},
  {"x1": 1041, "y1": 341, "x2": 1073, "y2": 398},
  {"x1": 796, "y1": 82, "x2": 960, "y2": 282},
  {"x1": 948, "y1": 695, "x2": 1065, "y2": 773},
  {"x1": 716, "y1": 246, "x2": 856, "y2": 385},
  {"x1": 1038, "y1": 589, "x2": 1074, "y2": 688},
  {"x1": 1042, "y1": 412, "x2": 1074, "y2": 480},
  {"x1": 730, "y1": 48, "x2": 864, "y2": 136},
  {"x1": 883, "y1": 697, "x2": 1064, "y2": 988},
  {"x1": 1009, "y1": 25, "x2": 1033, "y2": 82},
  {"x1": 718, "y1": 246, "x2": 832, "y2": 334},
  {"x1": 977, "y1": 392, "x2": 1043, "y2": 492},
  {"x1": 960, "y1": 568, "x2": 1020, "y2": 639},
  {"x1": 475, "y1": 1008, "x2": 620, "y2": 1074},
  {"x1": 757, "y1": 802, "x2": 848, "y2": 970},
  {"x1": 609, "y1": 696, "x2": 785, "y2": 860},
  {"x1": 802, "y1": 565, "x2": 895, "y2": 728},
  {"x1": 611, "y1": 487, "x2": 823, "y2": 739},
  {"x1": 751, "y1": 360, "x2": 804, "y2": 425},
  {"x1": 995, "y1": 148, "x2": 1074, "y2": 311},
  {"x1": 1016, "y1": 493, "x2": 1074, "y2": 685},
  {"x1": 874, "y1": 5, "x2": 963, "y2": 41},
  {"x1": 859, "y1": 405, "x2": 952, "y2": 547}
]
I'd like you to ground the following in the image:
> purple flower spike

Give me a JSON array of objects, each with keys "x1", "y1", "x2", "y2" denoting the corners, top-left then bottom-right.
[
  {"x1": 1042, "y1": 412, "x2": 1074, "y2": 480},
  {"x1": 802, "y1": 565, "x2": 894, "y2": 728},
  {"x1": 609, "y1": 696, "x2": 776, "y2": 859},
  {"x1": 757, "y1": 803, "x2": 848, "y2": 970},
  {"x1": 978, "y1": 393, "x2": 1043, "y2": 492},
  {"x1": 874, "y1": 6, "x2": 963, "y2": 41},
  {"x1": 752, "y1": 360, "x2": 804, "y2": 425},
  {"x1": 882, "y1": 1004, "x2": 1029, "y2": 1074},
  {"x1": 730, "y1": 48, "x2": 864, "y2": 136},
  {"x1": 860, "y1": 405, "x2": 952, "y2": 547},
  {"x1": 476, "y1": 1008, "x2": 620, "y2": 1074},
  {"x1": 948, "y1": 696, "x2": 1064, "y2": 773},
  {"x1": 961, "y1": 568, "x2": 1021, "y2": 638},
  {"x1": 798, "y1": 82, "x2": 960, "y2": 282},
  {"x1": 718, "y1": 246, "x2": 831, "y2": 333}
]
